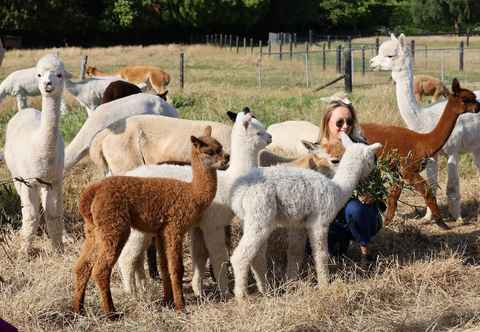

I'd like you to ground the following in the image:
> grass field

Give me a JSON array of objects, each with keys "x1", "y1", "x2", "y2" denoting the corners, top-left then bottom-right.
[{"x1": 0, "y1": 35, "x2": 480, "y2": 331}]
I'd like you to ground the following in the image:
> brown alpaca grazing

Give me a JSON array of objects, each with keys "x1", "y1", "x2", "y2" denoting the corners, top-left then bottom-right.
[
  {"x1": 72, "y1": 126, "x2": 228, "y2": 318},
  {"x1": 101, "y1": 80, "x2": 142, "y2": 104},
  {"x1": 86, "y1": 65, "x2": 170, "y2": 97},
  {"x1": 414, "y1": 75, "x2": 450, "y2": 103},
  {"x1": 360, "y1": 78, "x2": 480, "y2": 228}
]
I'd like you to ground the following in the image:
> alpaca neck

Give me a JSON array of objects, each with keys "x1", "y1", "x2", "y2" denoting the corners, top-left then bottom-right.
[
  {"x1": 225, "y1": 134, "x2": 260, "y2": 179},
  {"x1": 38, "y1": 93, "x2": 62, "y2": 151},
  {"x1": 418, "y1": 97, "x2": 462, "y2": 157},
  {"x1": 191, "y1": 150, "x2": 218, "y2": 209},
  {"x1": 332, "y1": 151, "x2": 365, "y2": 207},
  {"x1": 392, "y1": 52, "x2": 426, "y2": 131}
]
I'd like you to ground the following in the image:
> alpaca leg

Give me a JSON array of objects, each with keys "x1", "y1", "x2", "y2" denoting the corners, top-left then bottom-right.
[
  {"x1": 156, "y1": 235, "x2": 173, "y2": 306},
  {"x1": 16, "y1": 93, "x2": 28, "y2": 110},
  {"x1": 41, "y1": 184, "x2": 64, "y2": 252},
  {"x1": 404, "y1": 171, "x2": 449, "y2": 229},
  {"x1": 72, "y1": 224, "x2": 96, "y2": 314},
  {"x1": 190, "y1": 227, "x2": 209, "y2": 297},
  {"x1": 286, "y1": 227, "x2": 307, "y2": 280},
  {"x1": 383, "y1": 185, "x2": 402, "y2": 225},
  {"x1": 446, "y1": 154, "x2": 462, "y2": 222},
  {"x1": 92, "y1": 225, "x2": 130, "y2": 318},
  {"x1": 250, "y1": 242, "x2": 268, "y2": 294},
  {"x1": 201, "y1": 224, "x2": 231, "y2": 296},
  {"x1": 164, "y1": 230, "x2": 186, "y2": 310},
  {"x1": 118, "y1": 229, "x2": 152, "y2": 295},
  {"x1": 306, "y1": 220, "x2": 329, "y2": 287},
  {"x1": 17, "y1": 184, "x2": 41, "y2": 253},
  {"x1": 230, "y1": 222, "x2": 273, "y2": 298},
  {"x1": 424, "y1": 157, "x2": 439, "y2": 221},
  {"x1": 146, "y1": 240, "x2": 160, "y2": 279}
]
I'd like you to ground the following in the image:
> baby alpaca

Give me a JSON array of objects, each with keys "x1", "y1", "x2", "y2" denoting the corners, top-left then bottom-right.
[
  {"x1": 229, "y1": 133, "x2": 381, "y2": 298},
  {"x1": 414, "y1": 75, "x2": 449, "y2": 103},
  {"x1": 73, "y1": 126, "x2": 228, "y2": 318}
]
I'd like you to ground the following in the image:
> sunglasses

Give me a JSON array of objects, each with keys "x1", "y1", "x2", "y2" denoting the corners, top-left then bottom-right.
[{"x1": 335, "y1": 117, "x2": 354, "y2": 128}]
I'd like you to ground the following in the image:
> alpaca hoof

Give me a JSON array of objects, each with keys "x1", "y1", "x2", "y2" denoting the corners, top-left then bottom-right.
[{"x1": 433, "y1": 220, "x2": 450, "y2": 230}]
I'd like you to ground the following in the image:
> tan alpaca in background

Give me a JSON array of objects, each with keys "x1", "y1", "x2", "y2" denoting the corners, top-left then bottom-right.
[
  {"x1": 72, "y1": 126, "x2": 228, "y2": 319},
  {"x1": 86, "y1": 65, "x2": 170, "y2": 96},
  {"x1": 414, "y1": 75, "x2": 450, "y2": 103}
]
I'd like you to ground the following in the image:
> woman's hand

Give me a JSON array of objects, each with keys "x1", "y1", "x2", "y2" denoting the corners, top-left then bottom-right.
[{"x1": 358, "y1": 194, "x2": 375, "y2": 205}]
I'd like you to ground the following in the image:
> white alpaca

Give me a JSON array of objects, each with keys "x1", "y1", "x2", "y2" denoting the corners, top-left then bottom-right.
[
  {"x1": 0, "y1": 66, "x2": 69, "y2": 113},
  {"x1": 118, "y1": 108, "x2": 272, "y2": 296},
  {"x1": 88, "y1": 115, "x2": 232, "y2": 175},
  {"x1": 266, "y1": 121, "x2": 319, "y2": 157},
  {"x1": 64, "y1": 77, "x2": 145, "y2": 116},
  {"x1": 63, "y1": 93, "x2": 179, "y2": 173},
  {"x1": 4, "y1": 54, "x2": 67, "y2": 252},
  {"x1": 370, "y1": 33, "x2": 480, "y2": 222},
  {"x1": 229, "y1": 133, "x2": 381, "y2": 298}
]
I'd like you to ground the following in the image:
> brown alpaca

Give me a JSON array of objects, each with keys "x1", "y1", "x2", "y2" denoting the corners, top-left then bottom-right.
[
  {"x1": 414, "y1": 75, "x2": 450, "y2": 103},
  {"x1": 72, "y1": 126, "x2": 228, "y2": 318},
  {"x1": 101, "y1": 80, "x2": 142, "y2": 104},
  {"x1": 86, "y1": 65, "x2": 170, "y2": 96},
  {"x1": 360, "y1": 79, "x2": 480, "y2": 228}
]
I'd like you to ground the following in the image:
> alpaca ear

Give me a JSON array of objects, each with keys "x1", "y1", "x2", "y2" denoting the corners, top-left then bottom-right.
[
  {"x1": 242, "y1": 106, "x2": 251, "y2": 114},
  {"x1": 451, "y1": 78, "x2": 461, "y2": 95},
  {"x1": 191, "y1": 135, "x2": 207, "y2": 148},
  {"x1": 390, "y1": 33, "x2": 397, "y2": 41},
  {"x1": 243, "y1": 116, "x2": 251, "y2": 130},
  {"x1": 203, "y1": 125, "x2": 212, "y2": 137},
  {"x1": 227, "y1": 111, "x2": 237, "y2": 122},
  {"x1": 301, "y1": 140, "x2": 320, "y2": 152},
  {"x1": 398, "y1": 34, "x2": 406, "y2": 48},
  {"x1": 339, "y1": 132, "x2": 353, "y2": 148},
  {"x1": 368, "y1": 142, "x2": 383, "y2": 153}
]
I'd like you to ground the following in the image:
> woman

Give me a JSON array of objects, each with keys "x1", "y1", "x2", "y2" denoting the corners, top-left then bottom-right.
[{"x1": 319, "y1": 97, "x2": 385, "y2": 265}]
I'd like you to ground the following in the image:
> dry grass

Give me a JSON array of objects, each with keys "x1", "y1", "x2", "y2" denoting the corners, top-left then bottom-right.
[{"x1": 0, "y1": 36, "x2": 480, "y2": 331}]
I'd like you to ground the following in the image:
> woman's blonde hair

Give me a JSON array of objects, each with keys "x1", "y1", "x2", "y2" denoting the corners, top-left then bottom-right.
[{"x1": 318, "y1": 100, "x2": 362, "y2": 142}]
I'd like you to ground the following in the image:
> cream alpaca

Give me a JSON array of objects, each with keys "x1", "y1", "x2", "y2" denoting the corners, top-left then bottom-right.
[
  {"x1": 4, "y1": 54, "x2": 67, "y2": 252},
  {"x1": 63, "y1": 93, "x2": 179, "y2": 173},
  {"x1": 73, "y1": 126, "x2": 228, "y2": 318},
  {"x1": 229, "y1": 133, "x2": 381, "y2": 298},
  {"x1": 89, "y1": 115, "x2": 232, "y2": 175}
]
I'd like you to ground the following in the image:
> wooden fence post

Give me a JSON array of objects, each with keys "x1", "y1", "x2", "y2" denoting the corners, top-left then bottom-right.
[
  {"x1": 256, "y1": 57, "x2": 262, "y2": 88},
  {"x1": 459, "y1": 40, "x2": 464, "y2": 71},
  {"x1": 375, "y1": 37, "x2": 379, "y2": 54},
  {"x1": 336, "y1": 45, "x2": 342, "y2": 73},
  {"x1": 327, "y1": 35, "x2": 331, "y2": 49},
  {"x1": 322, "y1": 43, "x2": 326, "y2": 70},
  {"x1": 259, "y1": 40, "x2": 263, "y2": 58},
  {"x1": 294, "y1": 33, "x2": 297, "y2": 48},
  {"x1": 79, "y1": 55, "x2": 88, "y2": 79},
  {"x1": 279, "y1": 38, "x2": 283, "y2": 60},
  {"x1": 243, "y1": 37, "x2": 247, "y2": 52},
  {"x1": 361, "y1": 46, "x2": 366, "y2": 76},
  {"x1": 308, "y1": 29, "x2": 313, "y2": 46},
  {"x1": 179, "y1": 52, "x2": 184, "y2": 89},
  {"x1": 236, "y1": 36, "x2": 239, "y2": 54},
  {"x1": 250, "y1": 38, "x2": 254, "y2": 55},
  {"x1": 229, "y1": 34, "x2": 232, "y2": 50},
  {"x1": 220, "y1": 34, "x2": 223, "y2": 48},
  {"x1": 305, "y1": 53, "x2": 310, "y2": 88},
  {"x1": 268, "y1": 39, "x2": 271, "y2": 56},
  {"x1": 289, "y1": 37, "x2": 293, "y2": 60},
  {"x1": 410, "y1": 39, "x2": 415, "y2": 61},
  {"x1": 344, "y1": 47, "x2": 352, "y2": 93}
]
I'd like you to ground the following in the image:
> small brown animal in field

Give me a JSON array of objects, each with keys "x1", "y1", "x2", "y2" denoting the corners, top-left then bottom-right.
[
  {"x1": 72, "y1": 126, "x2": 228, "y2": 319},
  {"x1": 414, "y1": 74, "x2": 450, "y2": 103},
  {"x1": 86, "y1": 65, "x2": 170, "y2": 97}
]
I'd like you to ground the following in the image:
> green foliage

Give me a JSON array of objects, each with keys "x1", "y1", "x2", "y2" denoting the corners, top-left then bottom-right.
[
  {"x1": 0, "y1": 183, "x2": 22, "y2": 231},
  {"x1": 60, "y1": 108, "x2": 88, "y2": 144}
]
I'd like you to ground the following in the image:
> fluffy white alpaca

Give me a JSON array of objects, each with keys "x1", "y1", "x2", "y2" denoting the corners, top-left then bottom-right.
[
  {"x1": 64, "y1": 77, "x2": 145, "y2": 116},
  {"x1": 370, "y1": 33, "x2": 480, "y2": 222},
  {"x1": 118, "y1": 108, "x2": 272, "y2": 296},
  {"x1": 229, "y1": 133, "x2": 381, "y2": 298},
  {"x1": 4, "y1": 54, "x2": 68, "y2": 252},
  {"x1": 0, "y1": 66, "x2": 70, "y2": 113},
  {"x1": 63, "y1": 93, "x2": 179, "y2": 173}
]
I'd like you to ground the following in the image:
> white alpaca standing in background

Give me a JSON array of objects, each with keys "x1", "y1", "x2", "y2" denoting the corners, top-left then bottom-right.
[
  {"x1": 4, "y1": 54, "x2": 67, "y2": 253},
  {"x1": 229, "y1": 133, "x2": 381, "y2": 298},
  {"x1": 370, "y1": 33, "x2": 480, "y2": 222},
  {"x1": 118, "y1": 108, "x2": 271, "y2": 296},
  {"x1": 0, "y1": 66, "x2": 70, "y2": 113}
]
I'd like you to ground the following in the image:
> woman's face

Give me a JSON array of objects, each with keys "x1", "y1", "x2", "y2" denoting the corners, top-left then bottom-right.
[{"x1": 328, "y1": 106, "x2": 354, "y2": 140}]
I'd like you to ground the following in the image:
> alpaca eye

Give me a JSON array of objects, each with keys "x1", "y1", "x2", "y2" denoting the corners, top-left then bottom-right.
[
  {"x1": 57, "y1": 73, "x2": 62, "y2": 78},
  {"x1": 37, "y1": 74, "x2": 41, "y2": 78}
]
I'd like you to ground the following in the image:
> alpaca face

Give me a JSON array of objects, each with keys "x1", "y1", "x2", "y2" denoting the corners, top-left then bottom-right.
[
  {"x1": 236, "y1": 110, "x2": 272, "y2": 151},
  {"x1": 300, "y1": 140, "x2": 344, "y2": 171},
  {"x1": 191, "y1": 134, "x2": 229, "y2": 169},
  {"x1": 36, "y1": 54, "x2": 65, "y2": 97},
  {"x1": 450, "y1": 78, "x2": 480, "y2": 114},
  {"x1": 370, "y1": 34, "x2": 406, "y2": 72}
]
